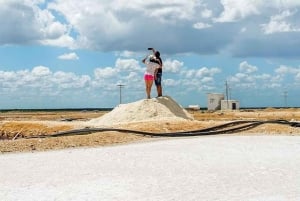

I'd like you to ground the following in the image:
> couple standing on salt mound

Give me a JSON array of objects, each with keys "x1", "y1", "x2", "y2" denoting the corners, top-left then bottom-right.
[{"x1": 142, "y1": 47, "x2": 163, "y2": 99}]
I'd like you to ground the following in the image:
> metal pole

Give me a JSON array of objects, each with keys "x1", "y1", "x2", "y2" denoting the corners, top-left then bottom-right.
[
  {"x1": 117, "y1": 84, "x2": 125, "y2": 104},
  {"x1": 283, "y1": 91, "x2": 287, "y2": 107},
  {"x1": 225, "y1": 80, "x2": 229, "y2": 109}
]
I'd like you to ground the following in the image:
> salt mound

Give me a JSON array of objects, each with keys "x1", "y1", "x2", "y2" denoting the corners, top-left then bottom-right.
[{"x1": 89, "y1": 96, "x2": 193, "y2": 126}]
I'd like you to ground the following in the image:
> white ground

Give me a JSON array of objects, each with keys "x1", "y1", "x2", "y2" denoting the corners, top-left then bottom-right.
[{"x1": 1, "y1": 136, "x2": 300, "y2": 201}]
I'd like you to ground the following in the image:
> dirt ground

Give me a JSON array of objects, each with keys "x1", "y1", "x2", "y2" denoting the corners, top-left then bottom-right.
[{"x1": 1, "y1": 108, "x2": 300, "y2": 153}]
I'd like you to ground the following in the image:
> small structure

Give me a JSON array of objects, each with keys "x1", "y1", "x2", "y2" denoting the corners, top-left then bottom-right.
[
  {"x1": 188, "y1": 105, "x2": 200, "y2": 111},
  {"x1": 221, "y1": 100, "x2": 240, "y2": 110},
  {"x1": 207, "y1": 93, "x2": 224, "y2": 111}
]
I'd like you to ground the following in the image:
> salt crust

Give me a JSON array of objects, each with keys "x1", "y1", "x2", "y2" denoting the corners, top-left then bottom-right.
[{"x1": 88, "y1": 96, "x2": 193, "y2": 126}]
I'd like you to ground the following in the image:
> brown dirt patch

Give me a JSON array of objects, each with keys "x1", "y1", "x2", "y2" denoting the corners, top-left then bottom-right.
[
  {"x1": 1, "y1": 109, "x2": 300, "y2": 153},
  {"x1": 0, "y1": 122, "x2": 73, "y2": 140}
]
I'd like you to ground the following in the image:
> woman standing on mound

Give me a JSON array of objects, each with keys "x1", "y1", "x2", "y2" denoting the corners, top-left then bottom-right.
[
  {"x1": 142, "y1": 48, "x2": 161, "y2": 99},
  {"x1": 149, "y1": 48, "x2": 163, "y2": 97}
]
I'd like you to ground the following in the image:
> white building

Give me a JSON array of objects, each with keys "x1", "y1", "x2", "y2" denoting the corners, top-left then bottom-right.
[
  {"x1": 188, "y1": 105, "x2": 200, "y2": 110},
  {"x1": 221, "y1": 100, "x2": 240, "y2": 110},
  {"x1": 207, "y1": 93, "x2": 224, "y2": 111}
]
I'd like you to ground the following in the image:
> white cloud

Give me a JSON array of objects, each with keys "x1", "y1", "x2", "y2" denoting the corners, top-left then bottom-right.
[
  {"x1": 163, "y1": 78, "x2": 179, "y2": 87},
  {"x1": 296, "y1": 72, "x2": 300, "y2": 82},
  {"x1": 239, "y1": 61, "x2": 258, "y2": 74},
  {"x1": 42, "y1": 0, "x2": 300, "y2": 58},
  {"x1": 193, "y1": 22, "x2": 212, "y2": 29},
  {"x1": 255, "y1": 73, "x2": 271, "y2": 80},
  {"x1": 269, "y1": 0, "x2": 300, "y2": 8},
  {"x1": 201, "y1": 9, "x2": 213, "y2": 18},
  {"x1": 275, "y1": 65, "x2": 290, "y2": 74},
  {"x1": 184, "y1": 69, "x2": 196, "y2": 78},
  {"x1": 37, "y1": 9, "x2": 66, "y2": 39},
  {"x1": 0, "y1": 71, "x2": 15, "y2": 81},
  {"x1": 47, "y1": 0, "x2": 133, "y2": 49},
  {"x1": 115, "y1": 58, "x2": 141, "y2": 72},
  {"x1": 46, "y1": 0, "x2": 210, "y2": 51},
  {"x1": 275, "y1": 65, "x2": 300, "y2": 74},
  {"x1": 32, "y1": 66, "x2": 51, "y2": 76},
  {"x1": 0, "y1": 66, "x2": 92, "y2": 95},
  {"x1": 1, "y1": 0, "x2": 300, "y2": 58},
  {"x1": 1, "y1": 56, "x2": 300, "y2": 108},
  {"x1": 94, "y1": 67, "x2": 118, "y2": 79},
  {"x1": 112, "y1": 0, "x2": 202, "y2": 23},
  {"x1": 182, "y1": 66, "x2": 221, "y2": 86},
  {"x1": 41, "y1": 34, "x2": 76, "y2": 48},
  {"x1": 58, "y1": 52, "x2": 79, "y2": 60},
  {"x1": 0, "y1": 1, "x2": 73, "y2": 46},
  {"x1": 195, "y1": 67, "x2": 221, "y2": 78},
  {"x1": 227, "y1": 61, "x2": 300, "y2": 90},
  {"x1": 214, "y1": 0, "x2": 260, "y2": 22},
  {"x1": 117, "y1": 51, "x2": 137, "y2": 58},
  {"x1": 163, "y1": 59, "x2": 183, "y2": 73},
  {"x1": 125, "y1": 72, "x2": 139, "y2": 81},
  {"x1": 201, "y1": 77, "x2": 213, "y2": 83},
  {"x1": 52, "y1": 71, "x2": 90, "y2": 89},
  {"x1": 261, "y1": 10, "x2": 300, "y2": 34}
]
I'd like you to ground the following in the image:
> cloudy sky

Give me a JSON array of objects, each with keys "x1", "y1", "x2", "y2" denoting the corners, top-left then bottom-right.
[{"x1": 0, "y1": 0, "x2": 300, "y2": 109}]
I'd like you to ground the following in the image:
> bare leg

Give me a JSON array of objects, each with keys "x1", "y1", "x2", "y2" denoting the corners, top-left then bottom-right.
[
  {"x1": 156, "y1": 85, "x2": 162, "y2": 97},
  {"x1": 145, "y1": 80, "x2": 153, "y2": 99}
]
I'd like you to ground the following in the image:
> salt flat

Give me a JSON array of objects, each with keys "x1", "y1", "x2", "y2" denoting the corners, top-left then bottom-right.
[{"x1": 1, "y1": 135, "x2": 300, "y2": 201}]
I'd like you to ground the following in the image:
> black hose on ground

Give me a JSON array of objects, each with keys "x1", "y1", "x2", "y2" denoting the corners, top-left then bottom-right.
[{"x1": 25, "y1": 120, "x2": 300, "y2": 139}]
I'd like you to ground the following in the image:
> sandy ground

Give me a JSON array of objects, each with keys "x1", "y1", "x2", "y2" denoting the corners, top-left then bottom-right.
[
  {"x1": 1, "y1": 136, "x2": 300, "y2": 201},
  {"x1": 0, "y1": 108, "x2": 300, "y2": 153}
]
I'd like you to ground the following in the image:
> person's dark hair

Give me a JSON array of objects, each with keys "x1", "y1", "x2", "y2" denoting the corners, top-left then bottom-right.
[
  {"x1": 155, "y1": 51, "x2": 162, "y2": 66},
  {"x1": 149, "y1": 57, "x2": 157, "y2": 63},
  {"x1": 155, "y1": 51, "x2": 160, "y2": 58}
]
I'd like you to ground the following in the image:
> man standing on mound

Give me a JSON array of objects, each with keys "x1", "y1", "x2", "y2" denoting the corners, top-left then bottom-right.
[{"x1": 148, "y1": 48, "x2": 163, "y2": 97}]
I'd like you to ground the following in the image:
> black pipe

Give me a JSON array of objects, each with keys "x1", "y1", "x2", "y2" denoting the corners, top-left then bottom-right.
[{"x1": 24, "y1": 120, "x2": 300, "y2": 139}]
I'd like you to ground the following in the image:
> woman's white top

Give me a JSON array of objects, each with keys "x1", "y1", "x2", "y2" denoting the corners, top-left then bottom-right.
[{"x1": 145, "y1": 56, "x2": 160, "y2": 76}]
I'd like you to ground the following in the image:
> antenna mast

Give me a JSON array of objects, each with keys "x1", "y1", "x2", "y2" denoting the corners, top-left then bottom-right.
[
  {"x1": 225, "y1": 80, "x2": 229, "y2": 108},
  {"x1": 283, "y1": 91, "x2": 288, "y2": 107},
  {"x1": 117, "y1": 84, "x2": 125, "y2": 104}
]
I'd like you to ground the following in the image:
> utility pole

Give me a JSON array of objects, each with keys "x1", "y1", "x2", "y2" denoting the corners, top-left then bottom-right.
[
  {"x1": 117, "y1": 84, "x2": 125, "y2": 104},
  {"x1": 225, "y1": 80, "x2": 229, "y2": 108},
  {"x1": 283, "y1": 91, "x2": 288, "y2": 107}
]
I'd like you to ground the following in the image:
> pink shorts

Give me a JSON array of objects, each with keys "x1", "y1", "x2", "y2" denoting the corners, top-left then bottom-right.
[{"x1": 144, "y1": 74, "x2": 154, "y2": 81}]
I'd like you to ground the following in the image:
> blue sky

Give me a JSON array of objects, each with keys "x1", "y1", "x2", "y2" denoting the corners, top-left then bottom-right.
[{"x1": 0, "y1": 0, "x2": 300, "y2": 109}]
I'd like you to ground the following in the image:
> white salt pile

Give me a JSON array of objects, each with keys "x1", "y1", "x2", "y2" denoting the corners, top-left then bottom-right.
[{"x1": 88, "y1": 96, "x2": 193, "y2": 126}]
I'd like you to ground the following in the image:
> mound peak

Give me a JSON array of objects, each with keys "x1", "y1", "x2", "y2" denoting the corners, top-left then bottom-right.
[{"x1": 89, "y1": 96, "x2": 193, "y2": 126}]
